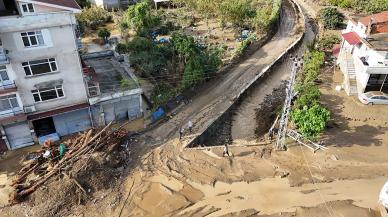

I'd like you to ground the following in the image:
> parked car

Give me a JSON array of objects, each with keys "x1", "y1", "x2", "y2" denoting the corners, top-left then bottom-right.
[{"x1": 358, "y1": 91, "x2": 388, "y2": 105}]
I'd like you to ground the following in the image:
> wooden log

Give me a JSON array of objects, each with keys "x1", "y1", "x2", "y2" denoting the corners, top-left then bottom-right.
[{"x1": 11, "y1": 162, "x2": 41, "y2": 186}]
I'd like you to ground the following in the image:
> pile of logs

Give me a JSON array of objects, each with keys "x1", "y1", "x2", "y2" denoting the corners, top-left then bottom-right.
[{"x1": 10, "y1": 122, "x2": 128, "y2": 203}]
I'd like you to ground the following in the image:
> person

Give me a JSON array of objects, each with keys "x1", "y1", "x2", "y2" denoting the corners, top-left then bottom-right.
[
  {"x1": 179, "y1": 127, "x2": 184, "y2": 140},
  {"x1": 223, "y1": 144, "x2": 230, "y2": 157},
  {"x1": 187, "y1": 120, "x2": 193, "y2": 133}
]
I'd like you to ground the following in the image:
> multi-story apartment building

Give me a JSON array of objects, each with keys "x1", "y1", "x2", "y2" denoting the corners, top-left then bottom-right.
[
  {"x1": 0, "y1": 0, "x2": 92, "y2": 150},
  {"x1": 338, "y1": 11, "x2": 388, "y2": 96}
]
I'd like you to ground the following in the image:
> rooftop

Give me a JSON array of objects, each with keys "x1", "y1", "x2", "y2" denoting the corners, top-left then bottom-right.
[
  {"x1": 359, "y1": 11, "x2": 388, "y2": 26},
  {"x1": 82, "y1": 51, "x2": 140, "y2": 100},
  {"x1": 32, "y1": 0, "x2": 81, "y2": 10},
  {"x1": 365, "y1": 33, "x2": 388, "y2": 51}
]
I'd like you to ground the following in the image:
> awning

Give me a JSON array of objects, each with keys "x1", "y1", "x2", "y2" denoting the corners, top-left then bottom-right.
[
  {"x1": 332, "y1": 44, "x2": 341, "y2": 57},
  {"x1": 342, "y1": 32, "x2": 361, "y2": 45}
]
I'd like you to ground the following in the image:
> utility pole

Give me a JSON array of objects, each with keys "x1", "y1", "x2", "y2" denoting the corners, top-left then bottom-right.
[{"x1": 275, "y1": 55, "x2": 302, "y2": 150}]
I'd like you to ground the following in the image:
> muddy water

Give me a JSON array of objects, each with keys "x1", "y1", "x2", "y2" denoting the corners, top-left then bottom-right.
[
  {"x1": 182, "y1": 176, "x2": 385, "y2": 216},
  {"x1": 231, "y1": 18, "x2": 317, "y2": 143}
]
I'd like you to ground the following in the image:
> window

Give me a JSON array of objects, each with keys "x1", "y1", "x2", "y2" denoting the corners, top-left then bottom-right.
[
  {"x1": 32, "y1": 85, "x2": 64, "y2": 102},
  {"x1": 22, "y1": 58, "x2": 58, "y2": 76},
  {"x1": 0, "y1": 94, "x2": 19, "y2": 112},
  {"x1": 21, "y1": 3, "x2": 34, "y2": 13},
  {"x1": 385, "y1": 53, "x2": 388, "y2": 60},
  {"x1": 0, "y1": 65, "x2": 9, "y2": 82},
  {"x1": 21, "y1": 31, "x2": 44, "y2": 47}
]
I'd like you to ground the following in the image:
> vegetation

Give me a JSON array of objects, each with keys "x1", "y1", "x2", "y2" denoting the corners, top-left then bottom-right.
[
  {"x1": 291, "y1": 50, "x2": 330, "y2": 140},
  {"x1": 234, "y1": 34, "x2": 256, "y2": 57},
  {"x1": 316, "y1": 34, "x2": 341, "y2": 51},
  {"x1": 121, "y1": 1, "x2": 161, "y2": 36},
  {"x1": 319, "y1": 7, "x2": 344, "y2": 29},
  {"x1": 171, "y1": 0, "x2": 280, "y2": 32},
  {"x1": 328, "y1": 0, "x2": 388, "y2": 13},
  {"x1": 98, "y1": 28, "x2": 111, "y2": 43},
  {"x1": 113, "y1": 0, "x2": 279, "y2": 108},
  {"x1": 116, "y1": 31, "x2": 222, "y2": 108},
  {"x1": 76, "y1": 5, "x2": 112, "y2": 29}
]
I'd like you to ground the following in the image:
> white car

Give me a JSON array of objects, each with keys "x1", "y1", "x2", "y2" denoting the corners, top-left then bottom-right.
[{"x1": 358, "y1": 91, "x2": 388, "y2": 105}]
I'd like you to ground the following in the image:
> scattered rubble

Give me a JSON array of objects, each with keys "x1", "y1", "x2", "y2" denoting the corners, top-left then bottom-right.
[{"x1": 9, "y1": 122, "x2": 128, "y2": 204}]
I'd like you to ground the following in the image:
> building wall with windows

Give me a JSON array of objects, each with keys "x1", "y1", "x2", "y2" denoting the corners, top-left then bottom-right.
[
  {"x1": 0, "y1": 0, "x2": 90, "y2": 150},
  {"x1": 1, "y1": 19, "x2": 88, "y2": 113}
]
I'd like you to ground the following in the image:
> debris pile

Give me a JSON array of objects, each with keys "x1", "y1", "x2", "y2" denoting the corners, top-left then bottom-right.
[{"x1": 9, "y1": 122, "x2": 127, "y2": 204}]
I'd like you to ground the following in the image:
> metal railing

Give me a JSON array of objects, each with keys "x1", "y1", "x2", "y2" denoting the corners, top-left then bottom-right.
[
  {"x1": 0, "y1": 81, "x2": 16, "y2": 90},
  {"x1": 0, "y1": 107, "x2": 24, "y2": 119}
]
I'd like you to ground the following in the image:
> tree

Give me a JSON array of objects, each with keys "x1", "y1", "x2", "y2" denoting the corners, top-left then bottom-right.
[
  {"x1": 98, "y1": 28, "x2": 111, "y2": 43},
  {"x1": 291, "y1": 104, "x2": 330, "y2": 140},
  {"x1": 319, "y1": 7, "x2": 344, "y2": 29},
  {"x1": 76, "y1": 5, "x2": 111, "y2": 29},
  {"x1": 123, "y1": 1, "x2": 160, "y2": 36},
  {"x1": 171, "y1": 32, "x2": 199, "y2": 62}
]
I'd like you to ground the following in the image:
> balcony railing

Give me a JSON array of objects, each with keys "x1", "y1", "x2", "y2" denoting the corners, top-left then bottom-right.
[
  {"x1": 0, "y1": 107, "x2": 24, "y2": 119},
  {"x1": 0, "y1": 81, "x2": 17, "y2": 91},
  {"x1": 0, "y1": 47, "x2": 9, "y2": 65}
]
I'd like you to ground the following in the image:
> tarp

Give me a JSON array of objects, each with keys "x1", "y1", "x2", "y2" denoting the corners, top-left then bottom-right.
[
  {"x1": 379, "y1": 181, "x2": 388, "y2": 208},
  {"x1": 151, "y1": 107, "x2": 165, "y2": 122}
]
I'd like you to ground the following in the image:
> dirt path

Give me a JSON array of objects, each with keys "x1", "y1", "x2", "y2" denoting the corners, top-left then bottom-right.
[{"x1": 147, "y1": 0, "x2": 302, "y2": 147}]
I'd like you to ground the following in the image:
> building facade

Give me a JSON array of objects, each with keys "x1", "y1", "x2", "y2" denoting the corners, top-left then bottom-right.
[
  {"x1": 0, "y1": 0, "x2": 92, "y2": 149},
  {"x1": 338, "y1": 11, "x2": 388, "y2": 96}
]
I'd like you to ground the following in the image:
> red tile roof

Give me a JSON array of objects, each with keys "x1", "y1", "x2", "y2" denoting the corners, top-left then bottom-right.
[
  {"x1": 27, "y1": 103, "x2": 89, "y2": 121},
  {"x1": 342, "y1": 32, "x2": 361, "y2": 45},
  {"x1": 34, "y1": 0, "x2": 81, "y2": 10},
  {"x1": 359, "y1": 11, "x2": 388, "y2": 26}
]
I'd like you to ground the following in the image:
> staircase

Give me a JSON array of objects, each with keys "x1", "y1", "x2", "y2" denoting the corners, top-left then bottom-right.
[{"x1": 339, "y1": 52, "x2": 358, "y2": 95}]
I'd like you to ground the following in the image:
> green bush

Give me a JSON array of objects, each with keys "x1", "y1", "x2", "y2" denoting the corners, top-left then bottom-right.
[
  {"x1": 98, "y1": 28, "x2": 111, "y2": 43},
  {"x1": 76, "y1": 5, "x2": 111, "y2": 29},
  {"x1": 290, "y1": 49, "x2": 329, "y2": 140},
  {"x1": 291, "y1": 104, "x2": 330, "y2": 140},
  {"x1": 234, "y1": 34, "x2": 256, "y2": 57},
  {"x1": 319, "y1": 7, "x2": 344, "y2": 29},
  {"x1": 316, "y1": 34, "x2": 341, "y2": 51},
  {"x1": 122, "y1": 1, "x2": 161, "y2": 36},
  {"x1": 328, "y1": 0, "x2": 351, "y2": 8},
  {"x1": 329, "y1": 0, "x2": 388, "y2": 13}
]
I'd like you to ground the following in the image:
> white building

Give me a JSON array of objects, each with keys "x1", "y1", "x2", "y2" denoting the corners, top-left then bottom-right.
[
  {"x1": 0, "y1": 0, "x2": 92, "y2": 150},
  {"x1": 338, "y1": 11, "x2": 388, "y2": 96},
  {"x1": 89, "y1": 0, "x2": 132, "y2": 9}
]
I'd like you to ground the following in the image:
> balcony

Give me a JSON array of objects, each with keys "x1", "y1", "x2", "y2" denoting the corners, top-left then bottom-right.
[
  {"x1": 0, "y1": 106, "x2": 26, "y2": 124},
  {"x1": 0, "y1": 46, "x2": 8, "y2": 65},
  {"x1": 354, "y1": 56, "x2": 388, "y2": 75},
  {"x1": 0, "y1": 80, "x2": 16, "y2": 95}
]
